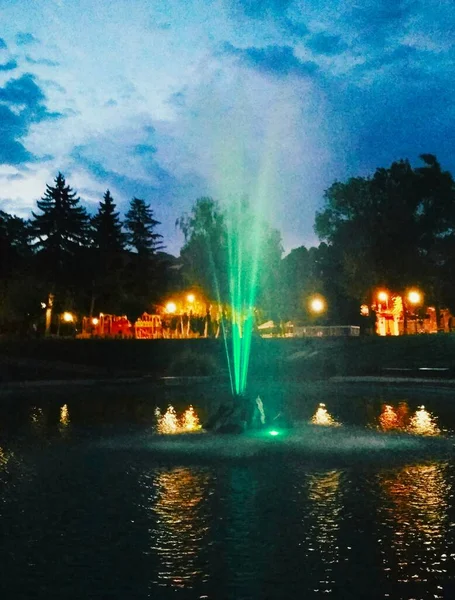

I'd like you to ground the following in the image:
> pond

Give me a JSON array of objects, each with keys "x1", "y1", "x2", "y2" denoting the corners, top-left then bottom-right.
[{"x1": 1, "y1": 380, "x2": 455, "y2": 599}]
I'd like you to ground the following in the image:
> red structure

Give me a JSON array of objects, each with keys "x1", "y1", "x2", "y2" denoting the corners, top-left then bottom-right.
[{"x1": 81, "y1": 314, "x2": 133, "y2": 338}]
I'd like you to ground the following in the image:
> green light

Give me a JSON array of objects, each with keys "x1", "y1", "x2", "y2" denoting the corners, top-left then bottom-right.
[{"x1": 269, "y1": 430, "x2": 280, "y2": 436}]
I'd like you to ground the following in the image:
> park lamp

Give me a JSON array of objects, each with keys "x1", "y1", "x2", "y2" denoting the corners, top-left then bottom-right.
[
  {"x1": 309, "y1": 295, "x2": 326, "y2": 314},
  {"x1": 165, "y1": 301, "x2": 177, "y2": 314},
  {"x1": 408, "y1": 289, "x2": 422, "y2": 306}
]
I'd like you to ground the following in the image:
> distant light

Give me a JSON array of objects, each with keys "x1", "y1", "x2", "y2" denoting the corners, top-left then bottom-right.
[
  {"x1": 187, "y1": 293, "x2": 195, "y2": 303},
  {"x1": 309, "y1": 296, "x2": 326, "y2": 314},
  {"x1": 92, "y1": 317, "x2": 99, "y2": 325},
  {"x1": 62, "y1": 312, "x2": 74, "y2": 322},
  {"x1": 40, "y1": 302, "x2": 46, "y2": 309},
  {"x1": 408, "y1": 290, "x2": 422, "y2": 305},
  {"x1": 360, "y1": 304, "x2": 369, "y2": 316},
  {"x1": 269, "y1": 430, "x2": 280, "y2": 436},
  {"x1": 165, "y1": 301, "x2": 177, "y2": 314},
  {"x1": 378, "y1": 291, "x2": 388, "y2": 302}
]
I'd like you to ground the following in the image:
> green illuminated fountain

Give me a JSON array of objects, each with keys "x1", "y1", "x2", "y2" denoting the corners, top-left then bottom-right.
[{"x1": 225, "y1": 197, "x2": 263, "y2": 396}]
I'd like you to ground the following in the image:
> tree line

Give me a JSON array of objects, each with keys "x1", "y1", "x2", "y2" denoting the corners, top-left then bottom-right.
[
  {"x1": 0, "y1": 173, "x2": 168, "y2": 334},
  {"x1": 1, "y1": 153, "x2": 455, "y2": 335}
]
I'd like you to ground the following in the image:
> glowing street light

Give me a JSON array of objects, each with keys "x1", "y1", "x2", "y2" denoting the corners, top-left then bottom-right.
[
  {"x1": 91, "y1": 317, "x2": 99, "y2": 325},
  {"x1": 378, "y1": 291, "x2": 388, "y2": 302},
  {"x1": 187, "y1": 293, "x2": 195, "y2": 304},
  {"x1": 62, "y1": 312, "x2": 74, "y2": 323},
  {"x1": 165, "y1": 301, "x2": 177, "y2": 314},
  {"x1": 309, "y1": 295, "x2": 326, "y2": 314},
  {"x1": 408, "y1": 290, "x2": 422, "y2": 305}
]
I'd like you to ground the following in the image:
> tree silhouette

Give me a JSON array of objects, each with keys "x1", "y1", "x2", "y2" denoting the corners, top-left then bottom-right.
[
  {"x1": 124, "y1": 197, "x2": 164, "y2": 256},
  {"x1": 90, "y1": 190, "x2": 126, "y2": 314}
]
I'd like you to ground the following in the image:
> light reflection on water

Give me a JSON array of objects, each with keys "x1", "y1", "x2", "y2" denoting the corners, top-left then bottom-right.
[
  {"x1": 2, "y1": 392, "x2": 455, "y2": 598},
  {"x1": 311, "y1": 403, "x2": 341, "y2": 427},
  {"x1": 378, "y1": 462, "x2": 451, "y2": 598},
  {"x1": 140, "y1": 467, "x2": 211, "y2": 590},
  {"x1": 306, "y1": 470, "x2": 342, "y2": 594},
  {"x1": 378, "y1": 403, "x2": 441, "y2": 436}
]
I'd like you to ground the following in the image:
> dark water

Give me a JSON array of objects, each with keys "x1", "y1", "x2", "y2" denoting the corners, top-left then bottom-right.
[{"x1": 1, "y1": 382, "x2": 455, "y2": 599}]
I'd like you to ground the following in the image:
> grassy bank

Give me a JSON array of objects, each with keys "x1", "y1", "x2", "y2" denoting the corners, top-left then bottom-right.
[{"x1": 2, "y1": 334, "x2": 455, "y2": 383}]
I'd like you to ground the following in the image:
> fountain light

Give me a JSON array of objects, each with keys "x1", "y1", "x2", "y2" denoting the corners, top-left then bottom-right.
[{"x1": 268, "y1": 430, "x2": 280, "y2": 436}]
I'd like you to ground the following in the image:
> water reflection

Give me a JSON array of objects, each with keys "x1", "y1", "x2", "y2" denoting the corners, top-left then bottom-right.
[
  {"x1": 305, "y1": 470, "x2": 342, "y2": 594},
  {"x1": 409, "y1": 405, "x2": 441, "y2": 436},
  {"x1": 311, "y1": 403, "x2": 341, "y2": 427},
  {"x1": 143, "y1": 467, "x2": 211, "y2": 590},
  {"x1": 377, "y1": 402, "x2": 441, "y2": 436},
  {"x1": 29, "y1": 405, "x2": 46, "y2": 436},
  {"x1": 155, "y1": 405, "x2": 201, "y2": 434},
  {"x1": 378, "y1": 462, "x2": 450, "y2": 597},
  {"x1": 58, "y1": 403, "x2": 71, "y2": 436}
]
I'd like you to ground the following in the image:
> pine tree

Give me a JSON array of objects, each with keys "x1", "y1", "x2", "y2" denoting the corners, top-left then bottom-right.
[
  {"x1": 124, "y1": 197, "x2": 164, "y2": 256},
  {"x1": 31, "y1": 172, "x2": 89, "y2": 269},
  {"x1": 89, "y1": 190, "x2": 126, "y2": 315},
  {"x1": 30, "y1": 173, "x2": 90, "y2": 329},
  {"x1": 92, "y1": 190, "x2": 125, "y2": 254},
  {"x1": 123, "y1": 198, "x2": 165, "y2": 318}
]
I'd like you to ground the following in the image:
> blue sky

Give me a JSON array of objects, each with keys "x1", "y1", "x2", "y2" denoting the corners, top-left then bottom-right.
[{"x1": 0, "y1": 0, "x2": 454, "y2": 255}]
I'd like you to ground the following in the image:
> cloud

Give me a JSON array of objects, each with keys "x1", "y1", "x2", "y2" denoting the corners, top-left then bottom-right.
[
  {"x1": 15, "y1": 32, "x2": 39, "y2": 46},
  {"x1": 0, "y1": 59, "x2": 18, "y2": 71},
  {"x1": 0, "y1": 73, "x2": 64, "y2": 166},
  {"x1": 307, "y1": 32, "x2": 348, "y2": 56},
  {"x1": 223, "y1": 43, "x2": 318, "y2": 77},
  {"x1": 229, "y1": 0, "x2": 293, "y2": 19},
  {"x1": 0, "y1": 38, "x2": 7, "y2": 50},
  {"x1": 25, "y1": 56, "x2": 60, "y2": 67},
  {"x1": 134, "y1": 144, "x2": 157, "y2": 156}
]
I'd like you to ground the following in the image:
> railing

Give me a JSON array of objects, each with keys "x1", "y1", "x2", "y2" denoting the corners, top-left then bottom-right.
[{"x1": 292, "y1": 325, "x2": 360, "y2": 338}]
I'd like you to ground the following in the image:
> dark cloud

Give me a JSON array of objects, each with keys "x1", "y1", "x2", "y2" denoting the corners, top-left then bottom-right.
[
  {"x1": 0, "y1": 38, "x2": 7, "y2": 50},
  {"x1": 15, "y1": 32, "x2": 39, "y2": 46},
  {"x1": 0, "y1": 73, "x2": 45, "y2": 106},
  {"x1": 230, "y1": 0, "x2": 292, "y2": 19},
  {"x1": 167, "y1": 90, "x2": 186, "y2": 108},
  {"x1": 0, "y1": 105, "x2": 33, "y2": 164},
  {"x1": 25, "y1": 56, "x2": 59, "y2": 67},
  {"x1": 134, "y1": 144, "x2": 157, "y2": 155},
  {"x1": 307, "y1": 32, "x2": 348, "y2": 56},
  {"x1": 348, "y1": 0, "x2": 414, "y2": 48},
  {"x1": 223, "y1": 43, "x2": 318, "y2": 77},
  {"x1": 0, "y1": 59, "x2": 18, "y2": 71},
  {"x1": 0, "y1": 73, "x2": 63, "y2": 165}
]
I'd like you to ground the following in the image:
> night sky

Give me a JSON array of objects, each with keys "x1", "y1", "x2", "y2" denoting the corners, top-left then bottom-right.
[{"x1": 1, "y1": 0, "x2": 454, "y2": 256}]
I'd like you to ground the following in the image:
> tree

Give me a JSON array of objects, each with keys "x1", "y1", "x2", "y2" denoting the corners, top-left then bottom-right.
[
  {"x1": 177, "y1": 196, "x2": 283, "y2": 315},
  {"x1": 30, "y1": 173, "x2": 90, "y2": 329},
  {"x1": 31, "y1": 172, "x2": 90, "y2": 278},
  {"x1": 124, "y1": 198, "x2": 164, "y2": 256},
  {"x1": 92, "y1": 189, "x2": 125, "y2": 254},
  {"x1": 314, "y1": 155, "x2": 455, "y2": 312},
  {"x1": 123, "y1": 198, "x2": 165, "y2": 317},
  {"x1": 90, "y1": 190, "x2": 126, "y2": 314},
  {"x1": 176, "y1": 197, "x2": 228, "y2": 300}
]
